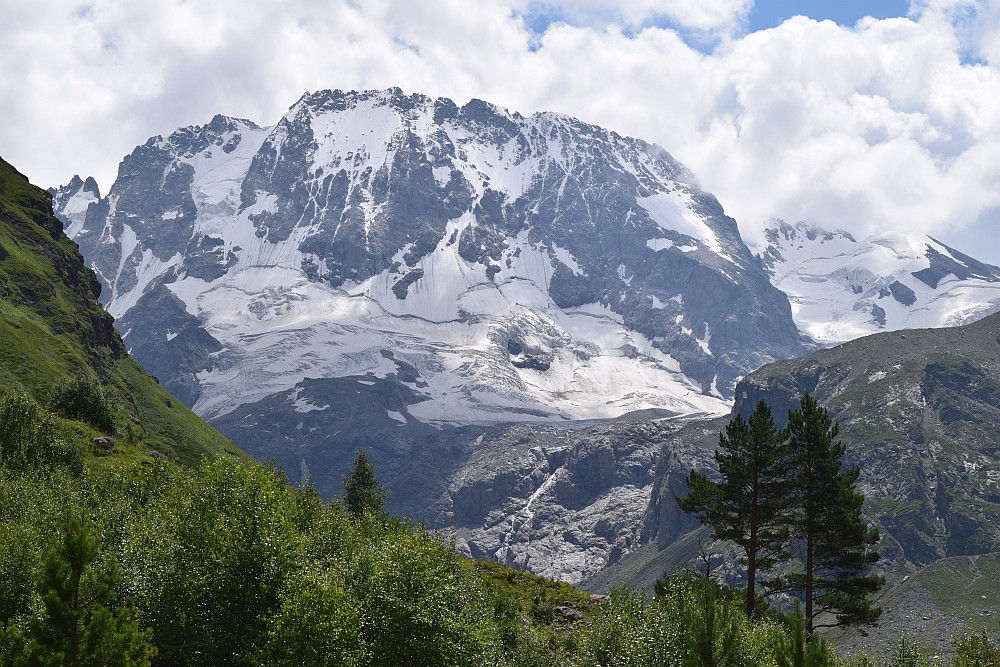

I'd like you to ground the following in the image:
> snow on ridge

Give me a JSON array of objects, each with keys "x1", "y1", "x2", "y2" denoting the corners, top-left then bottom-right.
[
  {"x1": 760, "y1": 220, "x2": 1000, "y2": 346},
  {"x1": 182, "y1": 229, "x2": 730, "y2": 422},
  {"x1": 59, "y1": 188, "x2": 98, "y2": 239},
  {"x1": 637, "y1": 191, "x2": 723, "y2": 255},
  {"x1": 68, "y1": 89, "x2": 752, "y2": 426}
]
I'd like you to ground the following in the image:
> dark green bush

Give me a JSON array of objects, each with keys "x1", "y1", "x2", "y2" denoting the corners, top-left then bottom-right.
[
  {"x1": 48, "y1": 375, "x2": 116, "y2": 434},
  {"x1": 0, "y1": 391, "x2": 83, "y2": 475}
]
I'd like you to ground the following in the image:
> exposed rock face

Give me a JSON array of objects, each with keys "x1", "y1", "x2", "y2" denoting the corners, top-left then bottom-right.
[
  {"x1": 642, "y1": 312, "x2": 1000, "y2": 575},
  {"x1": 442, "y1": 414, "x2": 683, "y2": 582},
  {"x1": 52, "y1": 88, "x2": 806, "y2": 429}
]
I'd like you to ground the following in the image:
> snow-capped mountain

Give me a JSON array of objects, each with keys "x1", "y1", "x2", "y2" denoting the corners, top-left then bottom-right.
[
  {"x1": 48, "y1": 175, "x2": 100, "y2": 238},
  {"x1": 53, "y1": 88, "x2": 805, "y2": 427},
  {"x1": 753, "y1": 220, "x2": 1000, "y2": 345}
]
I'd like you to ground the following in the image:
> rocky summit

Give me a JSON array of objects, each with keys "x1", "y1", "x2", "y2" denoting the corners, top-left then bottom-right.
[{"x1": 52, "y1": 88, "x2": 806, "y2": 426}]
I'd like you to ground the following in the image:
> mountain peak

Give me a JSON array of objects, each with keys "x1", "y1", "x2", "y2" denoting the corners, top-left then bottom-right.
[
  {"x1": 54, "y1": 88, "x2": 806, "y2": 428},
  {"x1": 756, "y1": 218, "x2": 1000, "y2": 345}
]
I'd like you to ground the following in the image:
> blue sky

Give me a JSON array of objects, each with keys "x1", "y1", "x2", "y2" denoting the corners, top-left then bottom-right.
[
  {"x1": 746, "y1": 0, "x2": 912, "y2": 32},
  {"x1": 523, "y1": 0, "x2": 915, "y2": 44}
]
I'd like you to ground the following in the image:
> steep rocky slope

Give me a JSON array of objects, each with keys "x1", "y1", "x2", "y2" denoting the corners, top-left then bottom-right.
[
  {"x1": 0, "y1": 155, "x2": 240, "y2": 463},
  {"x1": 631, "y1": 311, "x2": 1000, "y2": 647},
  {"x1": 644, "y1": 311, "x2": 1000, "y2": 568}
]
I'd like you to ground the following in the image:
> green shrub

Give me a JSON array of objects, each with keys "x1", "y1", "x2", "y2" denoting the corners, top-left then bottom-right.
[
  {"x1": 9, "y1": 513, "x2": 155, "y2": 666},
  {"x1": 884, "y1": 638, "x2": 941, "y2": 667},
  {"x1": 0, "y1": 391, "x2": 83, "y2": 475},
  {"x1": 952, "y1": 631, "x2": 1000, "y2": 667},
  {"x1": 48, "y1": 375, "x2": 116, "y2": 434},
  {"x1": 345, "y1": 523, "x2": 496, "y2": 666},
  {"x1": 259, "y1": 563, "x2": 364, "y2": 666}
]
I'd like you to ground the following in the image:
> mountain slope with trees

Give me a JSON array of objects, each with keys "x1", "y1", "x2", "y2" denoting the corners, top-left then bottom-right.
[
  {"x1": 2, "y1": 152, "x2": 999, "y2": 665},
  {"x1": 637, "y1": 311, "x2": 1000, "y2": 655}
]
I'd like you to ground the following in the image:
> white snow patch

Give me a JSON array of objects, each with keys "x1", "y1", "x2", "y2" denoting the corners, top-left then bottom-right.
[
  {"x1": 646, "y1": 237, "x2": 674, "y2": 252},
  {"x1": 638, "y1": 191, "x2": 723, "y2": 255},
  {"x1": 551, "y1": 243, "x2": 585, "y2": 276},
  {"x1": 695, "y1": 323, "x2": 711, "y2": 355}
]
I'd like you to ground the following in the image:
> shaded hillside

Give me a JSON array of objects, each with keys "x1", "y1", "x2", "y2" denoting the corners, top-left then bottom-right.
[
  {"x1": 730, "y1": 311, "x2": 1000, "y2": 568},
  {"x1": 627, "y1": 312, "x2": 1000, "y2": 651},
  {"x1": 0, "y1": 156, "x2": 239, "y2": 464},
  {"x1": 642, "y1": 311, "x2": 1000, "y2": 571}
]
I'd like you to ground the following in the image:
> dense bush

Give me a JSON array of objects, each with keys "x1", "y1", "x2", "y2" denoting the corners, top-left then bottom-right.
[
  {"x1": 48, "y1": 375, "x2": 117, "y2": 434},
  {"x1": 0, "y1": 391, "x2": 83, "y2": 475}
]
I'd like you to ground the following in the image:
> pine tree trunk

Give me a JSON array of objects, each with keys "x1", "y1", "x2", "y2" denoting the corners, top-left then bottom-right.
[
  {"x1": 747, "y1": 482, "x2": 759, "y2": 617},
  {"x1": 805, "y1": 531, "x2": 814, "y2": 637}
]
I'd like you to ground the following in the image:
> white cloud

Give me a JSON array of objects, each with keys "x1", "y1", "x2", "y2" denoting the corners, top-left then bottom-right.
[
  {"x1": 524, "y1": 0, "x2": 752, "y2": 33},
  {"x1": 3, "y1": 0, "x2": 1000, "y2": 262}
]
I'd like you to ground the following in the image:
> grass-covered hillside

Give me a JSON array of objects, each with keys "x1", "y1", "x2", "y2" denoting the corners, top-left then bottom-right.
[{"x1": 0, "y1": 156, "x2": 239, "y2": 464}]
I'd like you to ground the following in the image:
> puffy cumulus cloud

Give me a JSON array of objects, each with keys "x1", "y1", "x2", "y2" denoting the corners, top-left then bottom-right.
[
  {"x1": 3, "y1": 0, "x2": 1000, "y2": 261},
  {"x1": 678, "y1": 11, "x2": 1000, "y2": 250},
  {"x1": 0, "y1": 0, "x2": 533, "y2": 189}
]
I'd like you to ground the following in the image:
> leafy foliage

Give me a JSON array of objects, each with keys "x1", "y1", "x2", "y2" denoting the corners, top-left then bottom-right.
[
  {"x1": 0, "y1": 390, "x2": 83, "y2": 475},
  {"x1": 48, "y1": 375, "x2": 117, "y2": 434},
  {"x1": 952, "y1": 631, "x2": 1000, "y2": 667},
  {"x1": 0, "y1": 400, "x2": 992, "y2": 666},
  {"x1": 1, "y1": 513, "x2": 154, "y2": 666}
]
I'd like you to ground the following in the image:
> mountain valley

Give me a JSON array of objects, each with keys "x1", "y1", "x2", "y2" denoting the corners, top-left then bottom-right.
[{"x1": 48, "y1": 89, "x2": 1000, "y2": 597}]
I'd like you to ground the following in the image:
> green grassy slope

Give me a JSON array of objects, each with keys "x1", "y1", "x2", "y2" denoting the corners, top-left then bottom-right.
[
  {"x1": 831, "y1": 553, "x2": 1000, "y2": 659},
  {"x1": 0, "y1": 156, "x2": 240, "y2": 464}
]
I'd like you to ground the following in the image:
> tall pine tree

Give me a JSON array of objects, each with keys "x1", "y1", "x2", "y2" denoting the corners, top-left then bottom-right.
[
  {"x1": 783, "y1": 393, "x2": 882, "y2": 635},
  {"x1": 678, "y1": 400, "x2": 793, "y2": 616}
]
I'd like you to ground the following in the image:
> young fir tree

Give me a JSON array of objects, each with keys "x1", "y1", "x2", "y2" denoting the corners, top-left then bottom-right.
[
  {"x1": 678, "y1": 400, "x2": 793, "y2": 616},
  {"x1": 783, "y1": 393, "x2": 882, "y2": 635},
  {"x1": 342, "y1": 449, "x2": 388, "y2": 520},
  {"x1": 15, "y1": 513, "x2": 155, "y2": 666}
]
